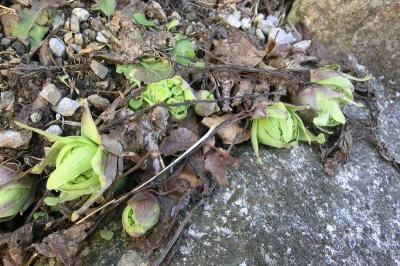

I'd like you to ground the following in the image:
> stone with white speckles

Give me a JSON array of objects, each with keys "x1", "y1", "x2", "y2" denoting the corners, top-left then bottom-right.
[{"x1": 54, "y1": 98, "x2": 80, "y2": 116}]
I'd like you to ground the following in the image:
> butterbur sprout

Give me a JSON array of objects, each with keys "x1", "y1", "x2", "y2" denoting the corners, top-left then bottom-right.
[
  {"x1": 16, "y1": 99, "x2": 120, "y2": 219},
  {"x1": 122, "y1": 192, "x2": 160, "y2": 237},
  {"x1": 251, "y1": 102, "x2": 325, "y2": 162},
  {"x1": 310, "y1": 67, "x2": 371, "y2": 105},
  {"x1": 0, "y1": 165, "x2": 35, "y2": 222},
  {"x1": 291, "y1": 85, "x2": 346, "y2": 127},
  {"x1": 194, "y1": 90, "x2": 220, "y2": 117},
  {"x1": 132, "y1": 75, "x2": 196, "y2": 120}
]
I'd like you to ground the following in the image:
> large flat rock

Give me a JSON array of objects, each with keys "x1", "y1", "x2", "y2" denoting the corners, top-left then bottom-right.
[{"x1": 288, "y1": 0, "x2": 400, "y2": 91}]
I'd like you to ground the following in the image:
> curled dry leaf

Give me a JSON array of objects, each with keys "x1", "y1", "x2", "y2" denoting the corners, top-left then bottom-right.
[
  {"x1": 232, "y1": 80, "x2": 254, "y2": 107},
  {"x1": 160, "y1": 128, "x2": 198, "y2": 156},
  {"x1": 202, "y1": 115, "x2": 250, "y2": 145},
  {"x1": 213, "y1": 30, "x2": 266, "y2": 67},
  {"x1": 33, "y1": 222, "x2": 93, "y2": 264}
]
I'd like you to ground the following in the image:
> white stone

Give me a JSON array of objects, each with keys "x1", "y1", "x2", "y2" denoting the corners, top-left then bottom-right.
[
  {"x1": 292, "y1": 40, "x2": 312, "y2": 52},
  {"x1": 96, "y1": 31, "x2": 109, "y2": 44},
  {"x1": 241, "y1": 18, "x2": 252, "y2": 30},
  {"x1": 72, "y1": 8, "x2": 90, "y2": 22},
  {"x1": 54, "y1": 98, "x2": 80, "y2": 116},
  {"x1": 0, "y1": 130, "x2": 31, "y2": 149},
  {"x1": 45, "y1": 125, "x2": 62, "y2": 136},
  {"x1": 49, "y1": 38, "x2": 66, "y2": 58},
  {"x1": 90, "y1": 60, "x2": 108, "y2": 79},
  {"x1": 0, "y1": 91, "x2": 15, "y2": 110},
  {"x1": 88, "y1": 94, "x2": 111, "y2": 109},
  {"x1": 70, "y1": 14, "x2": 80, "y2": 33},
  {"x1": 40, "y1": 83, "x2": 62, "y2": 106},
  {"x1": 74, "y1": 33, "x2": 83, "y2": 45},
  {"x1": 256, "y1": 28, "x2": 265, "y2": 40}
]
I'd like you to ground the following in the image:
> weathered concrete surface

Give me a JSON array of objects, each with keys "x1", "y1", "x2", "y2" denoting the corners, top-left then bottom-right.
[{"x1": 288, "y1": 0, "x2": 400, "y2": 90}]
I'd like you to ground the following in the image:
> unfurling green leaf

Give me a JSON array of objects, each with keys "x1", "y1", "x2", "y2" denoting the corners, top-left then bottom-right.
[
  {"x1": 132, "y1": 13, "x2": 158, "y2": 28},
  {"x1": 251, "y1": 102, "x2": 325, "y2": 162},
  {"x1": 166, "y1": 19, "x2": 180, "y2": 31},
  {"x1": 15, "y1": 98, "x2": 119, "y2": 216},
  {"x1": 292, "y1": 85, "x2": 347, "y2": 127},
  {"x1": 12, "y1": 7, "x2": 50, "y2": 49},
  {"x1": 131, "y1": 75, "x2": 195, "y2": 119},
  {"x1": 122, "y1": 192, "x2": 160, "y2": 237},
  {"x1": 116, "y1": 57, "x2": 174, "y2": 85},
  {"x1": 171, "y1": 34, "x2": 197, "y2": 66},
  {"x1": 311, "y1": 67, "x2": 371, "y2": 105},
  {"x1": 0, "y1": 165, "x2": 35, "y2": 222},
  {"x1": 100, "y1": 229, "x2": 114, "y2": 240},
  {"x1": 99, "y1": 0, "x2": 116, "y2": 17}
]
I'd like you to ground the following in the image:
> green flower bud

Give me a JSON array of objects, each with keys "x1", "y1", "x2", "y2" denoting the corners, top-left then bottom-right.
[
  {"x1": 251, "y1": 102, "x2": 325, "y2": 162},
  {"x1": 194, "y1": 90, "x2": 219, "y2": 117},
  {"x1": 122, "y1": 192, "x2": 160, "y2": 237},
  {"x1": 0, "y1": 166, "x2": 35, "y2": 222},
  {"x1": 140, "y1": 76, "x2": 196, "y2": 119},
  {"x1": 15, "y1": 99, "x2": 119, "y2": 217},
  {"x1": 311, "y1": 67, "x2": 371, "y2": 105},
  {"x1": 292, "y1": 85, "x2": 346, "y2": 127}
]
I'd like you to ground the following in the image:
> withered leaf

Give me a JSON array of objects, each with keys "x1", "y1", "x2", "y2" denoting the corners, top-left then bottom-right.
[
  {"x1": 33, "y1": 222, "x2": 93, "y2": 264},
  {"x1": 213, "y1": 30, "x2": 265, "y2": 67},
  {"x1": 202, "y1": 115, "x2": 250, "y2": 145},
  {"x1": 160, "y1": 128, "x2": 198, "y2": 156},
  {"x1": 0, "y1": 223, "x2": 34, "y2": 265},
  {"x1": 205, "y1": 153, "x2": 229, "y2": 186}
]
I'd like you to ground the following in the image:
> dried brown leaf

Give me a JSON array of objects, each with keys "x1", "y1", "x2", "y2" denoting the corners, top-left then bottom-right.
[
  {"x1": 213, "y1": 30, "x2": 265, "y2": 67},
  {"x1": 201, "y1": 115, "x2": 250, "y2": 145},
  {"x1": 33, "y1": 222, "x2": 93, "y2": 264},
  {"x1": 0, "y1": 223, "x2": 34, "y2": 265},
  {"x1": 205, "y1": 153, "x2": 229, "y2": 186},
  {"x1": 160, "y1": 128, "x2": 198, "y2": 156}
]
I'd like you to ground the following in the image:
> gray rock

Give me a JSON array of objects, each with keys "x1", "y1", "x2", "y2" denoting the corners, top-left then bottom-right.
[
  {"x1": 88, "y1": 94, "x2": 111, "y2": 109},
  {"x1": 49, "y1": 37, "x2": 66, "y2": 58},
  {"x1": 1, "y1": 38, "x2": 11, "y2": 46},
  {"x1": 95, "y1": 31, "x2": 109, "y2": 44},
  {"x1": 0, "y1": 130, "x2": 31, "y2": 149},
  {"x1": 54, "y1": 98, "x2": 80, "y2": 116},
  {"x1": 90, "y1": 60, "x2": 108, "y2": 79},
  {"x1": 0, "y1": 91, "x2": 15, "y2": 110},
  {"x1": 45, "y1": 125, "x2": 62, "y2": 136},
  {"x1": 72, "y1": 44, "x2": 82, "y2": 52},
  {"x1": 83, "y1": 29, "x2": 96, "y2": 39},
  {"x1": 30, "y1": 112, "x2": 42, "y2": 123},
  {"x1": 72, "y1": 8, "x2": 90, "y2": 22},
  {"x1": 70, "y1": 14, "x2": 80, "y2": 33},
  {"x1": 39, "y1": 83, "x2": 62, "y2": 106},
  {"x1": 11, "y1": 40, "x2": 25, "y2": 54},
  {"x1": 288, "y1": 0, "x2": 400, "y2": 90},
  {"x1": 118, "y1": 251, "x2": 149, "y2": 266}
]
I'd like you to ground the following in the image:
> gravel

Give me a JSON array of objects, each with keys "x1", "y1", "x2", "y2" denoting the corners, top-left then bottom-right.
[
  {"x1": 39, "y1": 83, "x2": 62, "y2": 106},
  {"x1": 49, "y1": 37, "x2": 66, "y2": 58}
]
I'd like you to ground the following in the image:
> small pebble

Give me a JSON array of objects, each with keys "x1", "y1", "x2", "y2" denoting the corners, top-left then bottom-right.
[
  {"x1": 45, "y1": 125, "x2": 62, "y2": 136},
  {"x1": 54, "y1": 97, "x2": 80, "y2": 116},
  {"x1": 72, "y1": 8, "x2": 90, "y2": 22},
  {"x1": 1, "y1": 38, "x2": 11, "y2": 46},
  {"x1": 64, "y1": 32, "x2": 74, "y2": 44},
  {"x1": 74, "y1": 33, "x2": 83, "y2": 45},
  {"x1": 241, "y1": 18, "x2": 252, "y2": 30},
  {"x1": 88, "y1": 94, "x2": 111, "y2": 109},
  {"x1": 72, "y1": 44, "x2": 82, "y2": 52},
  {"x1": 40, "y1": 83, "x2": 62, "y2": 106},
  {"x1": 0, "y1": 130, "x2": 31, "y2": 149},
  {"x1": 70, "y1": 15, "x2": 80, "y2": 33},
  {"x1": 256, "y1": 28, "x2": 265, "y2": 40},
  {"x1": 90, "y1": 60, "x2": 108, "y2": 79},
  {"x1": 223, "y1": 11, "x2": 242, "y2": 28},
  {"x1": 0, "y1": 91, "x2": 15, "y2": 110},
  {"x1": 292, "y1": 40, "x2": 312, "y2": 52},
  {"x1": 30, "y1": 112, "x2": 42, "y2": 123},
  {"x1": 96, "y1": 31, "x2": 109, "y2": 44},
  {"x1": 82, "y1": 29, "x2": 96, "y2": 39},
  {"x1": 12, "y1": 41, "x2": 25, "y2": 54},
  {"x1": 49, "y1": 37, "x2": 66, "y2": 58},
  {"x1": 95, "y1": 80, "x2": 109, "y2": 89}
]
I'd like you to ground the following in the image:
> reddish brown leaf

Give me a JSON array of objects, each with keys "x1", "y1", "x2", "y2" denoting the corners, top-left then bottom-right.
[
  {"x1": 160, "y1": 128, "x2": 198, "y2": 156},
  {"x1": 205, "y1": 153, "x2": 229, "y2": 186},
  {"x1": 202, "y1": 115, "x2": 250, "y2": 145}
]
